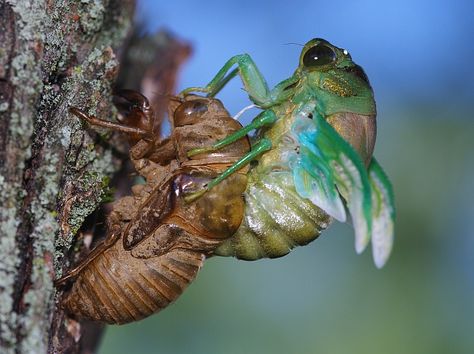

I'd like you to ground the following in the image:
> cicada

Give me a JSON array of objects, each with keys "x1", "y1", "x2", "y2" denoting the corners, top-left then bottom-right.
[
  {"x1": 181, "y1": 38, "x2": 395, "y2": 267},
  {"x1": 56, "y1": 91, "x2": 250, "y2": 324}
]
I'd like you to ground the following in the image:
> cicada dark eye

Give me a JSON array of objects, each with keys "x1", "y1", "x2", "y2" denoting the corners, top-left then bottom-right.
[
  {"x1": 303, "y1": 43, "x2": 337, "y2": 68},
  {"x1": 174, "y1": 100, "x2": 208, "y2": 127}
]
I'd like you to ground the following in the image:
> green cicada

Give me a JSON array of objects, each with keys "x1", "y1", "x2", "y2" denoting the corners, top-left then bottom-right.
[{"x1": 182, "y1": 38, "x2": 395, "y2": 268}]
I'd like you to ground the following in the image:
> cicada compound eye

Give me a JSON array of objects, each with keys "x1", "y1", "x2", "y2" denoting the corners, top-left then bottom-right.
[
  {"x1": 174, "y1": 100, "x2": 209, "y2": 127},
  {"x1": 303, "y1": 43, "x2": 337, "y2": 68}
]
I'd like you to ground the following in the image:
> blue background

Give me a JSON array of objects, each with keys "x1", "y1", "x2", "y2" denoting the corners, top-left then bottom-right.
[{"x1": 101, "y1": 1, "x2": 474, "y2": 353}]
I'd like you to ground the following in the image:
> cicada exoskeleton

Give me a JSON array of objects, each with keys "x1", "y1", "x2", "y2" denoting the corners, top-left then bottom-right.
[{"x1": 56, "y1": 91, "x2": 250, "y2": 324}]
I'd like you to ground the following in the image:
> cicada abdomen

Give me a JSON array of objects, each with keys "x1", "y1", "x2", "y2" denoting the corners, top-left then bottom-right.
[
  {"x1": 61, "y1": 240, "x2": 205, "y2": 324},
  {"x1": 57, "y1": 92, "x2": 249, "y2": 324}
]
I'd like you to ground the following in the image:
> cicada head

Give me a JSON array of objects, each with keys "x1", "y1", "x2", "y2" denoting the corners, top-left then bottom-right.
[
  {"x1": 296, "y1": 39, "x2": 377, "y2": 165},
  {"x1": 113, "y1": 89, "x2": 154, "y2": 144}
]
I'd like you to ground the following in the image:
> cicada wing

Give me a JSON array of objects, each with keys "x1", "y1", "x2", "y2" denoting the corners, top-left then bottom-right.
[
  {"x1": 292, "y1": 115, "x2": 373, "y2": 254},
  {"x1": 292, "y1": 143, "x2": 346, "y2": 222},
  {"x1": 333, "y1": 152, "x2": 372, "y2": 254},
  {"x1": 368, "y1": 158, "x2": 395, "y2": 268}
]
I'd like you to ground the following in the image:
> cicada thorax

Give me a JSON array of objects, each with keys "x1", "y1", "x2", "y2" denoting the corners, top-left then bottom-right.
[
  {"x1": 165, "y1": 95, "x2": 250, "y2": 242},
  {"x1": 166, "y1": 94, "x2": 250, "y2": 241},
  {"x1": 59, "y1": 93, "x2": 249, "y2": 324}
]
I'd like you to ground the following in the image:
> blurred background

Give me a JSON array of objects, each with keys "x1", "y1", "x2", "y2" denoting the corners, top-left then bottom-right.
[{"x1": 101, "y1": 0, "x2": 474, "y2": 353}]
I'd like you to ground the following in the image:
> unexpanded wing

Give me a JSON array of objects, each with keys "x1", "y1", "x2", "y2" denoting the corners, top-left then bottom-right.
[
  {"x1": 293, "y1": 135, "x2": 347, "y2": 223},
  {"x1": 291, "y1": 114, "x2": 373, "y2": 256},
  {"x1": 367, "y1": 158, "x2": 395, "y2": 268}
]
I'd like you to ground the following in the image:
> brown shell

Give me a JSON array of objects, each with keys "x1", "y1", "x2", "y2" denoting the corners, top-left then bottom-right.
[
  {"x1": 58, "y1": 93, "x2": 250, "y2": 324},
  {"x1": 62, "y1": 241, "x2": 204, "y2": 324}
]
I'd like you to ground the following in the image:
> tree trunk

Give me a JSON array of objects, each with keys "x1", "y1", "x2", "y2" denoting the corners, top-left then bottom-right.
[{"x1": 0, "y1": 1, "x2": 190, "y2": 353}]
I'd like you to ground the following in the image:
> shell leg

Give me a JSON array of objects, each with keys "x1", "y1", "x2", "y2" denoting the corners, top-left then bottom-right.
[{"x1": 70, "y1": 107, "x2": 149, "y2": 136}]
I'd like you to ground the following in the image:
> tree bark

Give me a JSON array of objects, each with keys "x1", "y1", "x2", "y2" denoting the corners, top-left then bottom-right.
[{"x1": 0, "y1": 1, "x2": 190, "y2": 353}]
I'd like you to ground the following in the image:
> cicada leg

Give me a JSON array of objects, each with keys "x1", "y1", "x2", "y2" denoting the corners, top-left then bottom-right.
[
  {"x1": 72, "y1": 90, "x2": 172, "y2": 161},
  {"x1": 181, "y1": 54, "x2": 277, "y2": 107},
  {"x1": 184, "y1": 138, "x2": 272, "y2": 203},
  {"x1": 180, "y1": 52, "x2": 301, "y2": 108},
  {"x1": 71, "y1": 89, "x2": 158, "y2": 139},
  {"x1": 187, "y1": 109, "x2": 276, "y2": 157},
  {"x1": 70, "y1": 107, "x2": 149, "y2": 137}
]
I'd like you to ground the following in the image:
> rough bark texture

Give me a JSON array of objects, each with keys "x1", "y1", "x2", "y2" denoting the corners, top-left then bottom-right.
[{"x1": 0, "y1": 1, "x2": 191, "y2": 353}]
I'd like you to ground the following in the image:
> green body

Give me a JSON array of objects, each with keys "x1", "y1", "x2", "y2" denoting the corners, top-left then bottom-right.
[
  {"x1": 216, "y1": 99, "x2": 332, "y2": 260},
  {"x1": 182, "y1": 38, "x2": 395, "y2": 267}
]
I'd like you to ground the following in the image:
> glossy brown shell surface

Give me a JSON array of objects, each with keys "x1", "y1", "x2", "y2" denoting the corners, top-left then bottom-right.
[{"x1": 59, "y1": 94, "x2": 250, "y2": 324}]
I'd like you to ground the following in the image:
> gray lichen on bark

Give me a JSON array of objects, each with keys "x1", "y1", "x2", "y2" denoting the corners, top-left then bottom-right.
[
  {"x1": 0, "y1": 0, "x2": 192, "y2": 351},
  {"x1": 0, "y1": 0, "x2": 134, "y2": 352}
]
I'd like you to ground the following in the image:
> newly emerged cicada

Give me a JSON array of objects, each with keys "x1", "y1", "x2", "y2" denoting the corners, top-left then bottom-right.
[
  {"x1": 181, "y1": 38, "x2": 395, "y2": 267},
  {"x1": 56, "y1": 91, "x2": 250, "y2": 324}
]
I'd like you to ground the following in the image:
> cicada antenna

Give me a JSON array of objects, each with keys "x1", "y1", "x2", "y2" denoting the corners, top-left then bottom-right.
[{"x1": 282, "y1": 42, "x2": 304, "y2": 47}]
